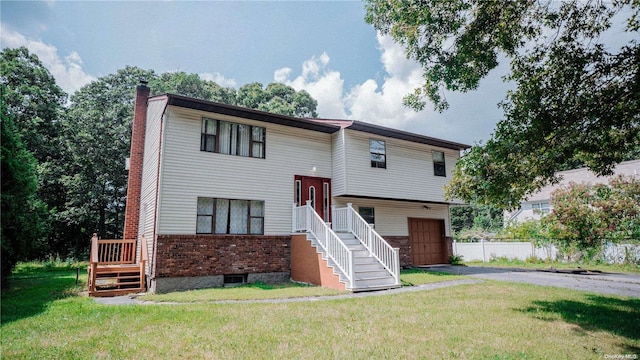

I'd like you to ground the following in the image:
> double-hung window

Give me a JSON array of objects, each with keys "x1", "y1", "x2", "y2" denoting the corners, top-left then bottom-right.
[
  {"x1": 196, "y1": 197, "x2": 264, "y2": 234},
  {"x1": 200, "y1": 118, "x2": 265, "y2": 159},
  {"x1": 531, "y1": 202, "x2": 550, "y2": 215},
  {"x1": 433, "y1": 151, "x2": 446, "y2": 177},
  {"x1": 370, "y1": 139, "x2": 386, "y2": 168}
]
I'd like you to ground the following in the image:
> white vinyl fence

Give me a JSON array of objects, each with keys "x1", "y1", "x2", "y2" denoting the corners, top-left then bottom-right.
[
  {"x1": 453, "y1": 240, "x2": 640, "y2": 264},
  {"x1": 453, "y1": 241, "x2": 557, "y2": 262}
]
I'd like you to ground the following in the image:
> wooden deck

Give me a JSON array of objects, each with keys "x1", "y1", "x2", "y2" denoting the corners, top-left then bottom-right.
[{"x1": 88, "y1": 234, "x2": 148, "y2": 297}]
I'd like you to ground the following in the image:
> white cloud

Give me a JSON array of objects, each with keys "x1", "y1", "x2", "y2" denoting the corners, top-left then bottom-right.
[
  {"x1": 274, "y1": 33, "x2": 505, "y2": 144},
  {"x1": 275, "y1": 53, "x2": 348, "y2": 119},
  {"x1": 199, "y1": 72, "x2": 237, "y2": 88},
  {"x1": 274, "y1": 33, "x2": 432, "y2": 128},
  {"x1": 273, "y1": 67, "x2": 292, "y2": 83},
  {"x1": 0, "y1": 25, "x2": 95, "y2": 95}
]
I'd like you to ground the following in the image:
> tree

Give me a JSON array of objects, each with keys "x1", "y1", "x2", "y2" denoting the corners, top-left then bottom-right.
[
  {"x1": 1, "y1": 97, "x2": 47, "y2": 286},
  {"x1": 450, "y1": 204, "x2": 503, "y2": 233},
  {"x1": 543, "y1": 176, "x2": 640, "y2": 258},
  {"x1": 149, "y1": 71, "x2": 237, "y2": 104},
  {"x1": 238, "y1": 82, "x2": 318, "y2": 118},
  {"x1": 0, "y1": 47, "x2": 66, "y2": 162},
  {"x1": 60, "y1": 66, "x2": 156, "y2": 247},
  {"x1": 1, "y1": 47, "x2": 68, "y2": 259},
  {"x1": 365, "y1": 0, "x2": 640, "y2": 209}
]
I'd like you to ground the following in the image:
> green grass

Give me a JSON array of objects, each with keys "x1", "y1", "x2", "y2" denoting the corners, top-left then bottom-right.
[
  {"x1": 466, "y1": 258, "x2": 640, "y2": 274},
  {"x1": 140, "y1": 281, "x2": 347, "y2": 302},
  {"x1": 2, "y1": 265, "x2": 639, "y2": 359},
  {"x1": 400, "y1": 268, "x2": 466, "y2": 286},
  {"x1": 140, "y1": 268, "x2": 463, "y2": 302}
]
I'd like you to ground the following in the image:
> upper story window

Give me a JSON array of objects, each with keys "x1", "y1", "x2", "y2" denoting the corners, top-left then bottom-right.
[
  {"x1": 531, "y1": 202, "x2": 550, "y2": 215},
  {"x1": 200, "y1": 118, "x2": 265, "y2": 159},
  {"x1": 196, "y1": 197, "x2": 264, "y2": 235},
  {"x1": 370, "y1": 139, "x2": 386, "y2": 168},
  {"x1": 433, "y1": 151, "x2": 446, "y2": 177}
]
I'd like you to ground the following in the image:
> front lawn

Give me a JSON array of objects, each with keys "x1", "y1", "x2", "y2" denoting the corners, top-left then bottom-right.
[{"x1": 2, "y1": 264, "x2": 638, "y2": 359}]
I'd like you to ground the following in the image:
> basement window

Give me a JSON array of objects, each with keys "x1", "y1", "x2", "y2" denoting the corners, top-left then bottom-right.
[
  {"x1": 358, "y1": 207, "x2": 375, "y2": 226},
  {"x1": 224, "y1": 274, "x2": 247, "y2": 286}
]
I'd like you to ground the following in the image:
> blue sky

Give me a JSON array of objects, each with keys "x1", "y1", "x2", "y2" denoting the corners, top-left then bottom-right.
[{"x1": 2, "y1": 1, "x2": 516, "y2": 145}]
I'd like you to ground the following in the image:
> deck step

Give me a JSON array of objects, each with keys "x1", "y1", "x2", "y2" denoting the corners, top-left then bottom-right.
[{"x1": 90, "y1": 288, "x2": 145, "y2": 297}]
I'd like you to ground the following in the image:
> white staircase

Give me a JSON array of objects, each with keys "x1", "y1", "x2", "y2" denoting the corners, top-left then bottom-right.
[
  {"x1": 335, "y1": 232, "x2": 399, "y2": 291},
  {"x1": 292, "y1": 202, "x2": 401, "y2": 292}
]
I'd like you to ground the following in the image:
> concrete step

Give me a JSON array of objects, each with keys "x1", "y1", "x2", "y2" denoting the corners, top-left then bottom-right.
[
  {"x1": 353, "y1": 277, "x2": 397, "y2": 288},
  {"x1": 354, "y1": 269, "x2": 391, "y2": 279},
  {"x1": 355, "y1": 262, "x2": 386, "y2": 271},
  {"x1": 351, "y1": 283, "x2": 402, "y2": 292},
  {"x1": 340, "y1": 238, "x2": 361, "y2": 246}
]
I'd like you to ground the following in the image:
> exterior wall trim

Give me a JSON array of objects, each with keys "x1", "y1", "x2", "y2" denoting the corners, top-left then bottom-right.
[{"x1": 337, "y1": 194, "x2": 455, "y2": 205}]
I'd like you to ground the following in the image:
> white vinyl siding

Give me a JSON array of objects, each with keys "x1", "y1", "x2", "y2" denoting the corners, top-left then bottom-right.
[
  {"x1": 331, "y1": 131, "x2": 347, "y2": 195},
  {"x1": 333, "y1": 197, "x2": 452, "y2": 237},
  {"x1": 338, "y1": 130, "x2": 459, "y2": 203},
  {"x1": 138, "y1": 97, "x2": 167, "y2": 273},
  {"x1": 156, "y1": 106, "x2": 332, "y2": 235}
]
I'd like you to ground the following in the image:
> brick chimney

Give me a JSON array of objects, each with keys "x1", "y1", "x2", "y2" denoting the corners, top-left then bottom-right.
[{"x1": 123, "y1": 81, "x2": 150, "y2": 240}]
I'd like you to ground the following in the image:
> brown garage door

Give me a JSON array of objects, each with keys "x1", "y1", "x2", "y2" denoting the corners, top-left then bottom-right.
[{"x1": 409, "y1": 218, "x2": 446, "y2": 265}]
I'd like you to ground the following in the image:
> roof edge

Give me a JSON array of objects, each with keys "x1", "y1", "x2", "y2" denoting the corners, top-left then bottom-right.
[{"x1": 154, "y1": 93, "x2": 341, "y2": 134}]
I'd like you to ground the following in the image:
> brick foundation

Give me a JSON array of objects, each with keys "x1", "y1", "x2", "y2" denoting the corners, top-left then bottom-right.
[
  {"x1": 290, "y1": 234, "x2": 346, "y2": 291},
  {"x1": 384, "y1": 236, "x2": 412, "y2": 268},
  {"x1": 155, "y1": 234, "x2": 291, "y2": 278}
]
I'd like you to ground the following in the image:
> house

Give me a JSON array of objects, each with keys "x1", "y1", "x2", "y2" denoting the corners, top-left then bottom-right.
[
  {"x1": 504, "y1": 159, "x2": 640, "y2": 224},
  {"x1": 111, "y1": 81, "x2": 470, "y2": 294}
]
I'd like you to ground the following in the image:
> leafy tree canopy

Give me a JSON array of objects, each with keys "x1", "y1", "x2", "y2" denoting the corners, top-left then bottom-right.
[
  {"x1": 1, "y1": 98, "x2": 47, "y2": 286},
  {"x1": 0, "y1": 46, "x2": 66, "y2": 162},
  {"x1": 149, "y1": 71, "x2": 237, "y2": 104},
  {"x1": 237, "y1": 82, "x2": 318, "y2": 118},
  {"x1": 366, "y1": 0, "x2": 640, "y2": 209},
  {"x1": 61, "y1": 66, "x2": 156, "y2": 240},
  {"x1": 149, "y1": 72, "x2": 319, "y2": 118},
  {"x1": 544, "y1": 176, "x2": 640, "y2": 255}
]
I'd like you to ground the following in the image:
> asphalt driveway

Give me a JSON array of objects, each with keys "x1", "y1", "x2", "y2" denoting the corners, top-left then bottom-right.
[{"x1": 423, "y1": 265, "x2": 640, "y2": 298}]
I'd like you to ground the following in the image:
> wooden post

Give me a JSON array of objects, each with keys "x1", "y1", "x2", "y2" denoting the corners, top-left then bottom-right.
[{"x1": 89, "y1": 233, "x2": 99, "y2": 294}]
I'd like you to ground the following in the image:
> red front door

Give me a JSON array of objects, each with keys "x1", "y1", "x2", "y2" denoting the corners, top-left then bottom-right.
[{"x1": 295, "y1": 175, "x2": 331, "y2": 221}]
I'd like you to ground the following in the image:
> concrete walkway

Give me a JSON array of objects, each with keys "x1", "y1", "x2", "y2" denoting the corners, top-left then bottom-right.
[
  {"x1": 93, "y1": 278, "x2": 483, "y2": 305},
  {"x1": 423, "y1": 265, "x2": 640, "y2": 298}
]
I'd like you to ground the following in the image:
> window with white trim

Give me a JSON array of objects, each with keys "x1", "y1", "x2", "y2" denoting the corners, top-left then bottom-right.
[
  {"x1": 433, "y1": 151, "x2": 446, "y2": 177},
  {"x1": 200, "y1": 118, "x2": 265, "y2": 158},
  {"x1": 370, "y1": 139, "x2": 386, "y2": 168},
  {"x1": 196, "y1": 197, "x2": 264, "y2": 234},
  {"x1": 531, "y1": 202, "x2": 550, "y2": 215}
]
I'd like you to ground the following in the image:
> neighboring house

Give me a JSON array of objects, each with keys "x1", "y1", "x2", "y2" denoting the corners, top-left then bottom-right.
[
  {"x1": 504, "y1": 159, "x2": 640, "y2": 224},
  {"x1": 123, "y1": 82, "x2": 470, "y2": 293}
]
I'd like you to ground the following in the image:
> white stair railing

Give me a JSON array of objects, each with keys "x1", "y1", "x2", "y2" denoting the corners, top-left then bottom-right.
[
  {"x1": 292, "y1": 202, "x2": 354, "y2": 289},
  {"x1": 332, "y1": 203, "x2": 400, "y2": 285}
]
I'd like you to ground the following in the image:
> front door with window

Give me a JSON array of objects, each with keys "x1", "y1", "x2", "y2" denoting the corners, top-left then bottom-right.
[{"x1": 295, "y1": 175, "x2": 331, "y2": 221}]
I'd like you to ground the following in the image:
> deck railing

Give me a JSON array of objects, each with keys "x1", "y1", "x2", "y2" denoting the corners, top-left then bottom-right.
[
  {"x1": 333, "y1": 203, "x2": 400, "y2": 285},
  {"x1": 91, "y1": 237, "x2": 137, "y2": 265},
  {"x1": 292, "y1": 202, "x2": 354, "y2": 289}
]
